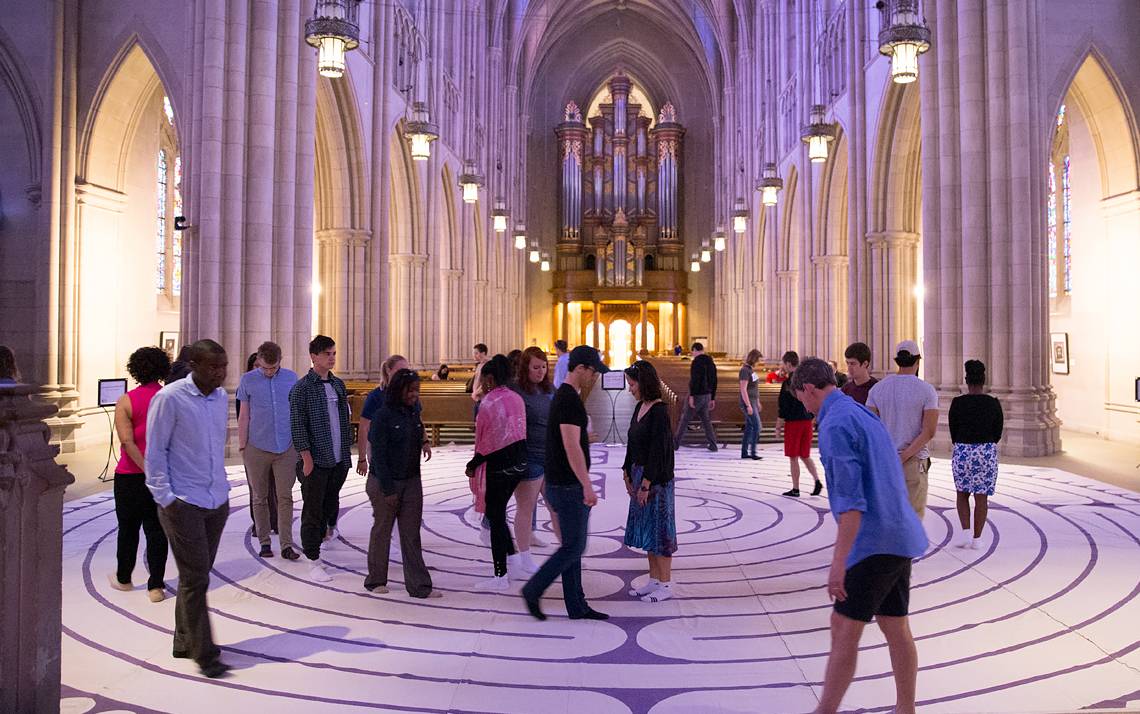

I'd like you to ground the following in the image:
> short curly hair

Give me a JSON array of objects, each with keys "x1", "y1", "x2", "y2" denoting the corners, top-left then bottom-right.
[{"x1": 127, "y1": 346, "x2": 172, "y2": 385}]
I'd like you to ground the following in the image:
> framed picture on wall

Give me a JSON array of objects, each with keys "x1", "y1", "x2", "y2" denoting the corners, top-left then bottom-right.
[
  {"x1": 160, "y1": 331, "x2": 180, "y2": 360},
  {"x1": 1050, "y1": 332, "x2": 1069, "y2": 375}
]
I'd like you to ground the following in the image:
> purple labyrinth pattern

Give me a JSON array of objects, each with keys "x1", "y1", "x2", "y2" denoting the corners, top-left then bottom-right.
[{"x1": 61, "y1": 446, "x2": 1140, "y2": 713}]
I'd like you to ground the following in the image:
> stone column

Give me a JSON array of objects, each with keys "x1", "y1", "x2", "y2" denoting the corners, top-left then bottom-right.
[
  {"x1": 639, "y1": 301, "x2": 648, "y2": 353},
  {"x1": 776, "y1": 270, "x2": 800, "y2": 353},
  {"x1": 560, "y1": 301, "x2": 569, "y2": 343},
  {"x1": 0, "y1": 385, "x2": 75, "y2": 712},
  {"x1": 315, "y1": 228, "x2": 371, "y2": 377},
  {"x1": 184, "y1": 0, "x2": 316, "y2": 377},
  {"x1": 921, "y1": 0, "x2": 1059, "y2": 455},
  {"x1": 866, "y1": 230, "x2": 920, "y2": 373},
  {"x1": 592, "y1": 301, "x2": 601, "y2": 348}
]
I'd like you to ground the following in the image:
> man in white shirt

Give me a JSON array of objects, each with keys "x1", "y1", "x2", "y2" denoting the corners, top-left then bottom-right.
[
  {"x1": 145, "y1": 339, "x2": 231, "y2": 678},
  {"x1": 866, "y1": 340, "x2": 939, "y2": 519}
]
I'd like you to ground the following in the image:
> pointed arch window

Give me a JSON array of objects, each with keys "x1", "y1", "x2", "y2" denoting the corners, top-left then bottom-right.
[
  {"x1": 157, "y1": 95, "x2": 182, "y2": 298},
  {"x1": 1048, "y1": 104, "x2": 1072, "y2": 298}
]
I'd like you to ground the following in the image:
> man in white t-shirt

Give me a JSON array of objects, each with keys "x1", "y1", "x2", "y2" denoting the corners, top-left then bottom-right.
[{"x1": 866, "y1": 340, "x2": 939, "y2": 519}]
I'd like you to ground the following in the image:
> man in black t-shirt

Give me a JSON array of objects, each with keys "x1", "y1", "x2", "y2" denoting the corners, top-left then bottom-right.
[{"x1": 522, "y1": 345, "x2": 609, "y2": 621}]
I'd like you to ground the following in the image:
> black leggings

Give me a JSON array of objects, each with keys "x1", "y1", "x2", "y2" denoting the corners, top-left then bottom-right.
[
  {"x1": 484, "y1": 469, "x2": 523, "y2": 577},
  {"x1": 113, "y1": 473, "x2": 169, "y2": 591}
]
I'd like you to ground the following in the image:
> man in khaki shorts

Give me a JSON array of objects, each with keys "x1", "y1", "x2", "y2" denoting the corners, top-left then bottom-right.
[
  {"x1": 866, "y1": 340, "x2": 938, "y2": 519},
  {"x1": 237, "y1": 341, "x2": 300, "y2": 559}
]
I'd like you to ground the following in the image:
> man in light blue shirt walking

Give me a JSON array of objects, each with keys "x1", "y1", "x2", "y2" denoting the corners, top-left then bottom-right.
[
  {"x1": 145, "y1": 339, "x2": 231, "y2": 679},
  {"x1": 552, "y1": 339, "x2": 569, "y2": 388},
  {"x1": 790, "y1": 358, "x2": 927, "y2": 714},
  {"x1": 237, "y1": 341, "x2": 300, "y2": 560}
]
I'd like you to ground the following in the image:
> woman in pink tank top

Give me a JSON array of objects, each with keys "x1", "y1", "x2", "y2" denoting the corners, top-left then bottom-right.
[{"x1": 109, "y1": 346, "x2": 172, "y2": 602}]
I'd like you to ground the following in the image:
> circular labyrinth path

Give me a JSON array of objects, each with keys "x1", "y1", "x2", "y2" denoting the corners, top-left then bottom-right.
[{"x1": 61, "y1": 446, "x2": 1140, "y2": 713}]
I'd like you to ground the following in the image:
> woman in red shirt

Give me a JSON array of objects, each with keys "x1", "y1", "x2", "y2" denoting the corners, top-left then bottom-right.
[{"x1": 109, "y1": 346, "x2": 172, "y2": 602}]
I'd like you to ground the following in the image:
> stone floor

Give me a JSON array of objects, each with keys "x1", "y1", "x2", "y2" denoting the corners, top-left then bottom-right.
[{"x1": 59, "y1": 444, "x2": 1140, "y2": 713}]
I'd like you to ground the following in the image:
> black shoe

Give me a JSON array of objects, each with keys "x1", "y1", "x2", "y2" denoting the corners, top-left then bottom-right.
[
  {"x1": 523, "y1": 594, "x2": 547, "y2": 621},
  {"x1": 173, "y1": 649, "x2": 190, "y2": 659},
  {"x1": 749, "y1": 455, "x2": 763, "y2": 460},
  {"x1": 258, "y1": 544, "x2": 273, "y2": 558},
  {"x1": 707, "y1": 444, "x2": 718, "y2": 452},
  {"x1": 782, "y1": 488, "x2": 801, "y2": 497},
  {"x1": 281, "y1": 546, "x2": 300, "y2": 561},
  {"x1": 200, "y1": 660, "x2": 231, "y2": 679},
  {"x1": 811, "y1": 480, "x2": 823, "y2": 496},
  {"x1": 569, "y1": 608, "x2": 610, "y2": 621}
]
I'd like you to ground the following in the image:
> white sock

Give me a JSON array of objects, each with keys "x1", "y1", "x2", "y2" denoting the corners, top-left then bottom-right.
[
  {"x1": 629, "y1": 578, "x2": 660, "y2": 597},
  {"x1": 641, "y1": 582, "x2": 673, "y2": 602}
]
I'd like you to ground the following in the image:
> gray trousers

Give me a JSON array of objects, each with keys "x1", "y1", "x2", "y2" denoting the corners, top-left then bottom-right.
[
  {"x1": 674, "y1": 393, "x2": 716, "y2": 449},
  {"x1": 157, "y1": 499, "x2": 229, "y2": 667},
  {"x1": 364, "y1": 475, "x2": 433, "y2": 597}
]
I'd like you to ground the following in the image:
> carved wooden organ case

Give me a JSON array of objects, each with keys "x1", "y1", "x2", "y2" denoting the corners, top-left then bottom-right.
[{"x1": 554, "y1": 74, "x2": 686, "y2": 287}]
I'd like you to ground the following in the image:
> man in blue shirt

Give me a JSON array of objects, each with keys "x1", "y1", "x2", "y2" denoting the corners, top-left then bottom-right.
[
  {"x1": 145, "y1": 339, "x2": 231, "y2": 679},
  {"x1": 789, "y1": 358, "x2": 927, "y2": 714},
  {"x1": 552, "y1": 339, "x2": 569, "y2": 388},
  {"x1": 237, "y1": 341, "x2": 299, "y2": 560}
]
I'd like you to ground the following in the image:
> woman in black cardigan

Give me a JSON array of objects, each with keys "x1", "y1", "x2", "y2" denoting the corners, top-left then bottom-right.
[{"x1": 622, "y1": 360, "x2": 678, "y2": 603}]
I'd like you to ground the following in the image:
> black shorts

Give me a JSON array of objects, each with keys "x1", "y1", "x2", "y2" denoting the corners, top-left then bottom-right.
[{"x1": 834, "y1": 554, "x2": 912, "y2": 623}]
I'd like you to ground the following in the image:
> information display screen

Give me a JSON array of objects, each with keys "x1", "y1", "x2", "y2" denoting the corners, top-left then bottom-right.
[
  {"x1": 601, "y1": 370, "x2": 627, "y2": 391},
  {"x1": 98, "y1": 378, "x2": 128, "y2": 408}
]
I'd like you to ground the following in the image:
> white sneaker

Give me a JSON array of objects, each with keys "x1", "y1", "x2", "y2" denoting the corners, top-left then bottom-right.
[
  {"x1": 324, "y1": 527, "x2": 339, "y2": 545},
  {"x1": 969, "y1": 536, "x2": 984, "y2": 550},
  {"x1": 518, "y1": 551, "x2": 540, "y2": 575},
  {"x1": 629, "y1": 578, "x2": 660, "y2": 597},
  {"x1": 953, "y1": 529, "x2": 972, "y2": 548},
  {"x1": 475, "y1": 575, "x2": 511, "y2": 591},
  {"x1": 641, "y1": 583, "x2": 674, "y2": 602},
  {"x1": 309, "y1": 561, "x2": 333, "y2": 583}
]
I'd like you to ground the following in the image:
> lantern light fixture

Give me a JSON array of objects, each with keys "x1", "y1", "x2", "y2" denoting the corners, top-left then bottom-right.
[
  {"x1": 878, "y1": 0, "x2": 931, "y2": 85},
  {"x1": 690, "y1": 253, "x2": 701, "y2": 273},
  {"x1": 801, "y1": 104, "x2": 837, "y2": 163},
  {"x1": 758, "y1": 162, "x2": 784, "y2": 206},
  {"x1": 700, "y1": 238, "x2": 712, "y2": 263},
  {"x1": 491, "y1": 198, "x2": 508, "y2": 233},
  {"x1": 304, "y1": 0, "x2": 361, "y2": 79},
  {"x1": 404, "y1": 102, "x2": 438, "y2": 161},
  {"x1": 732, "y1": 199, "x2": 748, "y2": 235},
  {"x1": 713, "y1": 226, "x2": 726, "y2": 252},
  {"x1": 540, "y1": 252, "x2": 551, "y2": 272},
  {"x1": 514, "y1": 224, "x2": 527, "y2": 250},
  {"x1": 529, "y1": 240, "x2": 541, "y2": 264},
  {"x1": 458, "y1": 160, "x2": 483, "y2": 203}
]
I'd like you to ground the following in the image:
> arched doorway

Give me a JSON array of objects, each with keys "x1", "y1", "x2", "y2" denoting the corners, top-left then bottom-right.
[
  {"x1": 1046, "y1": 53, "x2": 1140, "y2": 442},
  {"x1": 75, "y1": 43, "x2": 181, "y2": 445}
]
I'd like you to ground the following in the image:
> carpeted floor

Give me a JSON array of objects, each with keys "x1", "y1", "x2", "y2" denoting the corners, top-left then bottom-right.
[{"x1": 60, "y1": 445, "x2": 1140, "y2": 713}]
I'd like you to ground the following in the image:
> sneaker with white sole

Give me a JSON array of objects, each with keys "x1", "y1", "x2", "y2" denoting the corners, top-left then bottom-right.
[
  {"x1": 308, "y1": 561, "x2": 333, "y2": 583},
  {"x1": 969, "y1": 536, "x2": 984, "y2": 550},
  {"x1": 952, "y1": 530, "x2": 972, "y2": 548},
  {"x1": 628, "y1": 578, "x2": 660, "y2": 597},
  {"x1": 475, "y1": 575, "x2": 511, "y2": 591},
  {"x1": 641, "y1": 584, "x2": 674, "y2": 602}
]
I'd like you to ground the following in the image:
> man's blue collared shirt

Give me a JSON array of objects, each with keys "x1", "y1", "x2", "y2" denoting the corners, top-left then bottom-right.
[
  {"x1": 553, "y1": 353, "x2": 569, "y2": 388},
  {"x1": 145, "y1": 376, "x2": 231, "y2": 509},
  {"x1": 816, "y1": 389, "x2": 928, "y2": 568},
  {"x1": 236, "y1": 367, "x2": 298, "y2": 453}
]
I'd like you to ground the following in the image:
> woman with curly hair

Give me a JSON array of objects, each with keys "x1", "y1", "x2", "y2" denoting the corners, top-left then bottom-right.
[{"x1": 108, "y1": 346, "x2": 172, "y2": 602}]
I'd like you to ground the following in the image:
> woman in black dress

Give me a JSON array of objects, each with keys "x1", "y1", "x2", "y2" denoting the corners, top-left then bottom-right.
[{"x1": 622, "y1": 360, "x2": 678, "y2": 602}]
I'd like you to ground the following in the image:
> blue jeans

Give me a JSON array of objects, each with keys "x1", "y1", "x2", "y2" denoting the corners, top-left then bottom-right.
[
  {"x1": 523, "y1": 482, "x2": 591, "y2": 616},
  {"x1": 740, "y1": 399, "x2": 761, "y2": 457}
]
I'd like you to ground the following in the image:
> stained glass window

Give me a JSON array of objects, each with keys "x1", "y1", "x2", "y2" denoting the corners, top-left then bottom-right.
[
  {"x1": 173, "y1": 156, "x2": 183, "y2": 296},
  {"x1": 1047, "y1": 165, "x2": 1057, "y2": 297},
  {"x1": 1056, "y1": 103, "x2": 1066, "y2": 127},
  {"x1": 157, "y1": 150, "x2": 168, "y2": 292},
  {"x1": 1062, "y1": 154, "x2": 1071, "y2": 294},
  {"x1": 163, "y1": 95, "x2": 174, "y2": 126}
]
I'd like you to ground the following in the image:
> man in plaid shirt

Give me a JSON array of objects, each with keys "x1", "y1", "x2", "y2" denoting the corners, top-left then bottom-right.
[{"x1": 289, "y1": 334, "x2": 354, "y2": 582}]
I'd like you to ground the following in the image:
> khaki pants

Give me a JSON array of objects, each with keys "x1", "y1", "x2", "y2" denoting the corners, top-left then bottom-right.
[
  {"x1": 242, "y1": 445, "x2": 297, "y2": 548},
  {"x1": 902, "y1": 456, "x2": 931, "y2": 519}
]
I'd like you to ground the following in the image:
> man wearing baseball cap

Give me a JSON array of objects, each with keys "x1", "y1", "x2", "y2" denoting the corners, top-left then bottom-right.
[
  {"x1": 866, "y1": 340, "x2": 939, "y2": 519},
  {"x1": 522, "y1": 345, "x2": 609, "y2": 621}
]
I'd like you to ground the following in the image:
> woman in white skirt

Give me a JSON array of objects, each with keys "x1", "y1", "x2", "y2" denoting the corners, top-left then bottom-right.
[{"x1": 948, "y1": 360, "x2": 1004, "y2": 549}]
